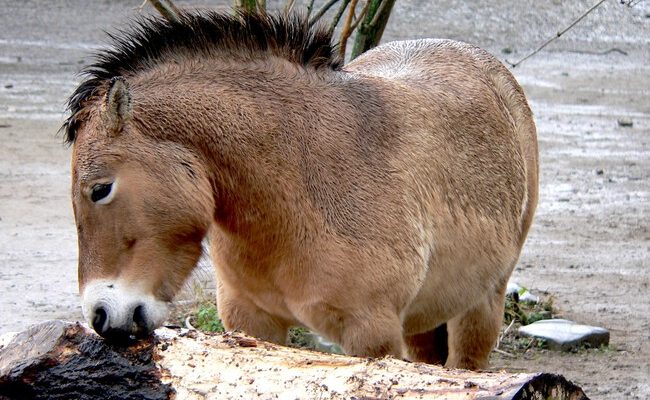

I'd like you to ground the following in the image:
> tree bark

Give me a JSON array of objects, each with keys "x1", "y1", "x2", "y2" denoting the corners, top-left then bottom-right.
[
  {"x1": 234, "y1": 0, "x2": 258, "y2": 12},
  {"x1": 148, "y1": 0, "x2": 181, "y2": 22},
  {"x1": 0, "y1": 320, "x2": 589, "y2": 399},
  {"x1": 350, "y1": 0, "x2": 396, "y2": 60}
]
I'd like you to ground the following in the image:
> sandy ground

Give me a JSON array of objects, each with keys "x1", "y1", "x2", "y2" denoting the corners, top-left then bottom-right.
[{"x1": 1, "y1": 1, "x2": 648, "y2": 398}]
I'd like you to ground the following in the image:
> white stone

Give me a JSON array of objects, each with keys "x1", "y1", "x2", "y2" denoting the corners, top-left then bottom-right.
[
  {"x1": 519, "y1": 291, "x2": 539, "y2": 303},
  {"x1": 506, "y1": 281, "x2": 539, "y2": 303},
  {"x1": 518, "y1": 319, "x2": 610, "y2": 351},
  {"x1": 506, "y1": 281, "x2": 520, "y2": 295}
]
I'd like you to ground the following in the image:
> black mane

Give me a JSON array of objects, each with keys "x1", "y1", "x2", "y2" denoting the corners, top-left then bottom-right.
[{"x1": 62, "y1": 11, "x2": 341, "y2": 144}]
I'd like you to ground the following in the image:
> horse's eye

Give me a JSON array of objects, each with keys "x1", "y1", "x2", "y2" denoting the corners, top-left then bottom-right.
[{"x1": 91, "y1": 183, "x2": 114, "y2": 204}]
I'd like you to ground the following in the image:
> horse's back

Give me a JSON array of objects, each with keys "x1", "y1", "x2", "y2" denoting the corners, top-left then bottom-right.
[{"x1": 345, "y1": 38, "x2": 538, "y2": 242}]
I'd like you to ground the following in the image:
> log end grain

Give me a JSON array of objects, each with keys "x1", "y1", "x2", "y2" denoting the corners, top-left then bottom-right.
[{"x1": 0, "y1": 320, "x2": 173, "y2": 400}]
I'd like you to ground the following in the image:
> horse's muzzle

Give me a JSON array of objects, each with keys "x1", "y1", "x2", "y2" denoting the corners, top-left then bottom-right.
[
  {"x1": 81, "y1": 279, "x2": 169, "y2": 341},
  {"x1": 91, "y1": 303, "x2": 151, "y2": 341}
]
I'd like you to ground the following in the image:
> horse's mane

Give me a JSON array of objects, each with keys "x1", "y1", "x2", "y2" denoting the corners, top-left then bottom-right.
[{"x1": 62, "y1": 11, "x2": 341, "y2": 145}]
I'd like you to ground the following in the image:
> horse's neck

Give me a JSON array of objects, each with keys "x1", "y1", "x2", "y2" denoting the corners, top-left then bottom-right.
[{"x1": 137, "y1": 59, "x2": 345, "y2": 242}]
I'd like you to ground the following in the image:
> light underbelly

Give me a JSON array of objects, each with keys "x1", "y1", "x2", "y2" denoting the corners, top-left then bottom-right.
[{"x1": 402, "y1": 239, "x2": 515, "y2": 335}]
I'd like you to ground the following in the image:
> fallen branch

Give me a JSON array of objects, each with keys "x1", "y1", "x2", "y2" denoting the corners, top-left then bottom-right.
[
  {"x1": 564, "y1": 47, "x2": 628, "y2": 56},
  {"x1": 496, "y1": 319, "x2": 516, "y2": 349},
  {"x1": 0, "y1": 320, "x2": 590, "y2": 399},
  {"x1": 507, "y1": 0, "x2": 606, "y2": 68},
  {"x1": 493, "y1": 348, "x2": 517, "y2": 358}
]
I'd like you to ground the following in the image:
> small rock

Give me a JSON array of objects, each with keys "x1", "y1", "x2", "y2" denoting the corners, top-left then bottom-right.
[
  {"x1": 518, "y1": 319, "x2": 609, "y2": 351},
  {"x1": 519, "y1": 291, "x2": 539, "y2": 303},
  {"x1": 595, "y1": 169, "x2": 604, "y2": 175},
  {"x1": 506, "y1": 282, "x2": 519, "y2": 295},
  {"x1": 617, "y1": 118, "x2": 633, "y2": 127},
  {"x1": 506, "y1": 281, "x2": 539, "y2": 303}
]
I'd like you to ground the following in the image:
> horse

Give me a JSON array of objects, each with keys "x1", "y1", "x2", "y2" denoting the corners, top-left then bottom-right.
[{"x1": 63, "y1": 10, "x2": 538, "y2": 370}]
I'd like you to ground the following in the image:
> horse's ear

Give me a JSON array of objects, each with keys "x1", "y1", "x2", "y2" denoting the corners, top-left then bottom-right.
[{"x1": 102, "y1": 76, "x2": 132, "y2": 136}]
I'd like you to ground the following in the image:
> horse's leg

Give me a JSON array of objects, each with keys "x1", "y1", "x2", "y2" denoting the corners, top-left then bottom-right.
[
  {"x1": 404, "y1": 324, "x2": 448, "y2": 365},
  {"x1": 216, "y1": 280, "x2": 290, "y2": 344},
  {"x1": 444, "y1": 279, "x2": 507, "y2": 370},
  {"x1": 336, "y1": 308, "x2": 406, "y2": 359}
]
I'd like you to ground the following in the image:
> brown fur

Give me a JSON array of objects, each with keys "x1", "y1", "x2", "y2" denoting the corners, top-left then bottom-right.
[{"x1": 68, "y1": 12, "x2": 538, "y2": 370}]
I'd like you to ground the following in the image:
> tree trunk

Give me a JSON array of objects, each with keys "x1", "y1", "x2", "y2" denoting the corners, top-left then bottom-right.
[
  {"x1": 350, "y1": 0, "x2": 396, "y2": 60},
  {"x1": 234, "y1": 0, "x2": 258, "y2": 12},
  {"x1": 0, "y1": 320, "x2": 589, "y2": 399},
  {"x1": 147, "y1": 0, "x2": 181, "y2": 22}
]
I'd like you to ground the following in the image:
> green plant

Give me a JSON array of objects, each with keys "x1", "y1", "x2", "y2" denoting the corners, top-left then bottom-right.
[
  {"x1": 195, "y1": 303, "x2": 225, "y2": 333},
  {"x1": 504, "y1": 293, "x2": 554, "y2": 326},
  {"x1": 288, "y1": 326, "x2": 313, "y2": 348}
]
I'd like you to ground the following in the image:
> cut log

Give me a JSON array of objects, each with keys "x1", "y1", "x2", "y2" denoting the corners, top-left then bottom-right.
[{"x1": 0, "y1": 320, "x2": 589, "y2": 399}]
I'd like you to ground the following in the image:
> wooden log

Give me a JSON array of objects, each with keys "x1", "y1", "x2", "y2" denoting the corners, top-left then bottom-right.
[{"x1": 0, "y1": 320, "x2": 589, "y2": 399}]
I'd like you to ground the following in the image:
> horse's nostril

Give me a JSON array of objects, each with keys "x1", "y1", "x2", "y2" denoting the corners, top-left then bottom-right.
[
  {"x1": 133, "y1": 304, "x2": 147, "y2": 330},
  {"x1": 92, "y1": 307, "x2": 108, "y2": 334}
]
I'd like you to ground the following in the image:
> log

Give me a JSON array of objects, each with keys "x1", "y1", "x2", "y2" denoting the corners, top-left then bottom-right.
[{"x1": 0, "y1": 320, "x2": 589, "y2": 399}]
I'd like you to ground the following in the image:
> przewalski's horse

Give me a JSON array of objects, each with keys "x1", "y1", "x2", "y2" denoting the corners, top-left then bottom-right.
[{"x1": 63, "y1": 11, "x2": 538, "y2": 370}]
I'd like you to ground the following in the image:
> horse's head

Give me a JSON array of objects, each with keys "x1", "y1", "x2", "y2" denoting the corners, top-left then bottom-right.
[{"x1": 69, "y1": 77, "x2": 214, "y2": 340}]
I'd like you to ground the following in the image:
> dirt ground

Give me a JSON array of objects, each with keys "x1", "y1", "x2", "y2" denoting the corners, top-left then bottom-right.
[{"x1": 1, "y1": 1, "x2": 648, "y2": 398}]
